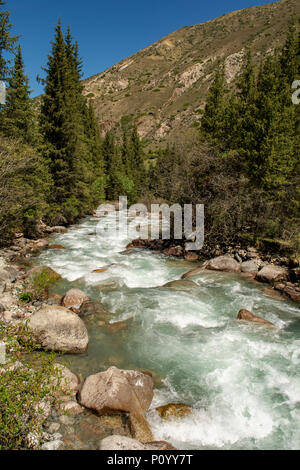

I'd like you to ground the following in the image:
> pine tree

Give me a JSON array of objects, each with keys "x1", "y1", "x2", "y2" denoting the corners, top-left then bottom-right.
[
  {"x1": 233, "y1": 48, "x2": 260, "y2": 162},
  {"x1": 121, "y1": 129, "x2": 133, "y2": 177},
  {"x1": 84, "y1": 101, "x2": 106, "y2": 204},
  {"x1": 0, "y1": 0, "x2": 17, "y2": 126},
  {"x1": 0, "y1": 1, "x2": 17, "y2": 81},
  {"x1": 102, "y1": 130, "x2": 124, "y2": 200},
  {"x1": 280, "y1": 22, "x2": 299, "y2": 86},
  {"x1": 1, "y1": 45, "x2": 35, "y2": 142},
  {"x1": 40, "y1": 21, "x2": 102, "y2": 220},
  {"x1": 201, "y1": 60, "x2": 226, "y2": 140},
  {"x1": 129, "y1": 125, "x2": 145, "y2": 196}
]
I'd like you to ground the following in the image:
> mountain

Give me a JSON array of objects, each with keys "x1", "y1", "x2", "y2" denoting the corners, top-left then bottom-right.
[{"x1": 83, "y1": 0, "x2": 299, "y2": 149}]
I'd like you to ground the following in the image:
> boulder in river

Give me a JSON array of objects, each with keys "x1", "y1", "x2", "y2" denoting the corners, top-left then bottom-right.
[
  {"x1": 78, "y1": 366, "x2": 154, "y2": 416},
  {"x1": 62, "y1": 288, "x2": 89, "y2": 310},
  {"x1": 206, "y1": 255, "x2": 241, "y2": 273},
  {"x1": 255, "y1": 265, "x2": 289, "y2": 284},
  {"x1": 104, "y1": 320, "x2": 129, "y2": 333},
  {"x1": 283, "y1": 286, "x2": 300, "y2": 303},
  {"x1": 28, "y1": 306, "x2": 89, "y2": 353},
  {"x1": 79, "y1": 300, "x2": 111, "y2": 322},
  {"x1": 48, "y1": 244, "x2": 66, "y2": 250},
  {"x1": 237, "y1": 309, "x2": 274, "y2": 327},
  {"x1": 163, "y1": 279, "x2": 199, "y2": 290},
  {"x1": 156, "y1": 403, "x2": 192, "y2": 420},
  {"x1": 181, "y1": 265, "x2": 206, "y2": 279}
]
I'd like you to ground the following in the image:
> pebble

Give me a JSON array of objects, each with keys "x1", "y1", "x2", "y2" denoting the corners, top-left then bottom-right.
[
  {"x1": 41, "y1": 440, "x2": 64, "y2": 450},
  {"x1": 47, "y1": 422, "x2": 61, "y2": 433},
  {"x1": 59, "y1": 415, "x2": 75, "y2": 426}
]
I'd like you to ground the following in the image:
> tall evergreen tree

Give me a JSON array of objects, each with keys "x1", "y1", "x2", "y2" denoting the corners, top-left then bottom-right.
[
  {"x1": 40, "y1": 21, "x2": 104, "y2": 220},
  {"x1": 0, "y1": 0, "x2": 17, "y2": 82},
  {"x1": 0, "y1": 0, "x2": 17, "y2": 127},
  {"x1": 129, "y1": 125, "x2": 145, "y2": 196},
  {"x1": 280, "y1": 22, "x2": 299, "y2": 86},
  {"x1": 1, "y1": 45, "x2": 35, "y2": 142},
  {"x1": 102, "y1": 130, "x2": 124, "y2": 200},
  {"x1": 201, "y1": 61, "x2": 226, "y2": 140},
  {"x1": 84, "y1": 101, "x2": 106, "y2": 204}
]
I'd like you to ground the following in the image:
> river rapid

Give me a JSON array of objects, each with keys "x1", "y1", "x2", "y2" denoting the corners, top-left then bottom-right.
[{"x1": 35, "y1": 211, "x2": 300, "y2": 450}]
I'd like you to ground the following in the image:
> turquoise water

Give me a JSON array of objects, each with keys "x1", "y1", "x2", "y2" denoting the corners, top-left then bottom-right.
[{"x1": 36, "y1": 212, "x2": 300, "y2": 450}]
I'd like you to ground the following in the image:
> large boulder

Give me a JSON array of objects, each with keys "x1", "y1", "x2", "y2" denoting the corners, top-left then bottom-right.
[
  {"x1": 237, "y1": 309, "x2": 274, "y2": 327},
  {"x1": 62, "y1": 288, "x2": 89, "y2": 310},
  {"x1": 98, "y1": 436, "x2": 176, "y2": 451},
  {"x1": 255, "y1": 265, "x2": 289, "y2": 284},
  {"x1": 283, "y1": 286, "x2": 300, "y2": 303},
  {"x1": 25, "y1": 266, "x2": 61, "y2": 283},
  {"x1": 206, "y1": 255, "x2": 241, "y2": 273},
  {"x1": 24, "y1": 266, "x2": 61, "y2": 297},
  {"x1": 28, "y1": 306, "x2": 89, "y2": 353},
  {"x1": 78, "y1": 367, "x2": 153, "y2": 416},
  {"x1": 241, "y1": 260, "x2": 260, "y2": 274}
]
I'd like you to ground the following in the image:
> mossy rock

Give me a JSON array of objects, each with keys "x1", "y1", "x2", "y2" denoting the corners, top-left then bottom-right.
[
  {"x1": 156, "y1": 403, "x2": 192, "y2": 420},
  {"x1": 25, "y1": 266, "x2": 61, "y2": 298}
]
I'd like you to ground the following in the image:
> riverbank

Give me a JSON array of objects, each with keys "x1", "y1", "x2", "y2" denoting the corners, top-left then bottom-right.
[
  {"x1": 0, "y1": 236, "x2": 177, "y2": 450},
  {"x1": 127, "y1": 238, "x2": 300, "y2": 304}
]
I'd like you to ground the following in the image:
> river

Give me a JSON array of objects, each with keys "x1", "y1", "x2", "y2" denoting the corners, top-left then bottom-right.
[{"x1": 35, "y1": 211, "x2": 300, "y2": 450}]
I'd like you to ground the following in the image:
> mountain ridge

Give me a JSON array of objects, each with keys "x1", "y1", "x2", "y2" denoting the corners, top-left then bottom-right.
[{"x1": 81, "y1": 0, "x2": 299, "y2": 148}]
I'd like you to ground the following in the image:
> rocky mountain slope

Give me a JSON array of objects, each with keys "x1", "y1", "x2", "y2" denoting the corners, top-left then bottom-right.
[{"x1": 82, "y1": 0, "x2": 299, "y2": 149}]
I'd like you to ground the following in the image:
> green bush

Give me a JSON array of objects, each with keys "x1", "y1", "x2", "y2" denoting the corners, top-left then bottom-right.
[
  {"x1": 0, "y1": 323, "x2": 65, "y2": 450},
  {"x1": 19, "y1": 291, "x2": 33, "y2": 303}
]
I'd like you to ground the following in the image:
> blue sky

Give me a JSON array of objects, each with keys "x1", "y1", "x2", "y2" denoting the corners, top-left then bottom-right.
[{"x1": 7, "y1": 0, "x2": 275, "y2": 96}]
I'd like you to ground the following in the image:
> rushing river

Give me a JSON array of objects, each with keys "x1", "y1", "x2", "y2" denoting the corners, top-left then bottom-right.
[{"x1": 35, "y1": 211, "x2": 300, "y2": 450}]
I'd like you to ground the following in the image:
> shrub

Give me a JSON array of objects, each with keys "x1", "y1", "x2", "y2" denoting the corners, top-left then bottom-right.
[
  {"x1": 0, "y1": 323, "x2": 65, "y2": 450},
  {"x1": 19, "y1": 292, "x2": 33, "y2": 303}
]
